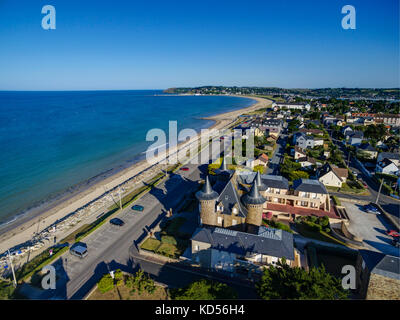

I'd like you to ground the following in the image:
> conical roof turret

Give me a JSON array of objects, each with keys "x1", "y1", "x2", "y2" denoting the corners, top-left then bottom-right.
[
  {"x1": 254, "y1": 171, "x2": 267, "y2": 191},
  {"x1": 242, "y1": 179, "x2": 266, "y2": 205},
  {"x1": 195, "y1": 176, "x2": 219, "y2": 201}
]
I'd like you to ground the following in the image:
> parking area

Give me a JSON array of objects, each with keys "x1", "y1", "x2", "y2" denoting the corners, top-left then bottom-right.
[{"x1": 342, "y1": 201, "x2": 400, "y2": 257}]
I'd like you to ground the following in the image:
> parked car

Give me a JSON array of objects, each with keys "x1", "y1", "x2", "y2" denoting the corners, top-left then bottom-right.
[
  {"x1": 70, "y1": 243, "x2": 88, "y2": 259},
  {"x1": 180, "y1": 167, "x2": 189, "y2": 171},
  {"x1": 386, "y1": 230, "x2": 400, "y2": 238},
  {"x1": 110, "y1": 218, "x2": 125, "y2": 226},
  {"x1": 132, "y1": 204, "x2": 144, "y2": 212},
  {"x1": 363, "y1": 204, "x2": 380, "y2": 214},
  {"x1": 362, "y1": 182, "x2": 368, "y2": 188},
  {"x1": 391, "y1": 239, "x2": 400, "y2": 248}
]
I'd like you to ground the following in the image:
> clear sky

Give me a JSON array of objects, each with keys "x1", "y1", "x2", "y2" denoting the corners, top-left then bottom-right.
[{"x1": 0, "y1": 0, "x2": 398, "y2": 90}]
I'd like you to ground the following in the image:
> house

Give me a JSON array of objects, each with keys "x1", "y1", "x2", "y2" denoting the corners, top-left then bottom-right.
[
  {"x1": 272, "y1": 102, "x2": 311, "y2": 111},
  {"x1": 377, "y1": 152, "x2": 400, "y2": 166},
  {"x1": 293, "y1": 132, "x2": 314, "y2": 149},
  {"x1": 254, "y1": 153, "x2": 269, "y2": 167},
  {"x1": 298, "y1": 128, "x2": 324, "y2": 136},
  {"x1": 356, "y1": 250, "x2": 400, "y2": 300},
  {"x1": 293, "y1": 146, "x2": 307, "y2": 160},
  {"x1": 357, "y1": 143, "x2": 378, "y2": 159},
  {"x1": 197, "y1": 172, "x2": 336, "y2": 238},
  {"x1": 298, "y1": 156, "x2": 317, "y2": 169},
  {"x1": 361, "y1": 117, "x2": 375, "y2": 126},
  {"x1": 245, "y1": 158, "x2": 255, "y2": 169},
  {"x1": 341, "y1": 125, "x2": 353, "y2": 136},
  {"x1": 317, "y1": 163, "x2": 348, "y2": 188},
  {"x1": 190, "y1": 226, "x2": 297, "y2": 275},
  {"x1": 346, "y1": 131, "x2": 364, "y2": 146},
  {"x1": 375, "y1": 158, "x2": 399, "y2": 176},
  {"x1": 292, "y1": 179, "x2": 330, "y2": 211}
]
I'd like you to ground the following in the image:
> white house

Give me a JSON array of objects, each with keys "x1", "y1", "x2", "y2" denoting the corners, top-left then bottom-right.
[
  {"x1": 377, "y1": 152, "x2": 400, "y2": 167},
  {"x1": 375, "y1": 159, "x2": 399, "y2": 176},
  {"x1": 318, "y1": 163, "x2": 348, "y2": 188},
  {"x1": 272, "y1": 102, "x2": 311, "y2": 111}
]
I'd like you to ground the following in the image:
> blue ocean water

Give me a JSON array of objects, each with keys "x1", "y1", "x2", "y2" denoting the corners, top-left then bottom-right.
[{"x1": 0, "y1": 90, "x2": 255, "y2": 224}]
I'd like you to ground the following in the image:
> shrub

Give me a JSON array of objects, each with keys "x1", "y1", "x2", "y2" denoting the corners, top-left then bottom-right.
[
  {"x1": 325, "y1": 228, "x2": 331, "y2": 233},
  {"x1": 97, "y1": 274, "x2": 114, "y2": 293},
  {"x1": 161, "y1": 235, "x2": 177, "y2": 246}
]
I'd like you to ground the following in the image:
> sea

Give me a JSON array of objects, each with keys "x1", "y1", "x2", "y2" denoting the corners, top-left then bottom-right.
[{"x1": 0, "y1": 90, "x2": 255, "y2": 227}]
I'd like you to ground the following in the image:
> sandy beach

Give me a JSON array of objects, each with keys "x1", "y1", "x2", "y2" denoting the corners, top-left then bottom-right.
[{"x1": 0, "y1": 95, "x2": 271, "y2": 265}]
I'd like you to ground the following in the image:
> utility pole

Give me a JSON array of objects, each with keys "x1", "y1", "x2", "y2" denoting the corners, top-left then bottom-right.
[
  {"x1": 7, "y1": 250, "x2": 17, "y2": 288},
  {"x1": 347, "y1": 151, "x2": 351, "y2": 167},
  {"x1": 375, "y1": 177, "x2": 384, "y2": 204},
  {"x1": 118, "y1": 186, "x2": 122, "y2": 210}
]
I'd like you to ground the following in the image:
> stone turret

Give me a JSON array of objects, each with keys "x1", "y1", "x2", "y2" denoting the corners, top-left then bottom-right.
[
  {"x1": 242, "y1": 179, "x2": 266, "y2": 234},
  {"x1": 195, "y1": 176, "x2": 218, "y2": 226}
]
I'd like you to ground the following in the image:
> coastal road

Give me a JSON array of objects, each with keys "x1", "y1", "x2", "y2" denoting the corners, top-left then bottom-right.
[{"x1": 37, "y1": 137, "x2": 229, "y2": 299}]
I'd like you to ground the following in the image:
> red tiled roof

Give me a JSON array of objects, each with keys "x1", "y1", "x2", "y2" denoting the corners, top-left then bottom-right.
[
  {"x1": 265, "y1": 202, "x2": 340, "y2": 219},
  {"x1": 258, "y1": 153, "x2": 269, "y2": 162}
]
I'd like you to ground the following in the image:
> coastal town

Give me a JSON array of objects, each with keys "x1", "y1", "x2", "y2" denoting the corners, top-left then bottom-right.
[{"x1": 1, "y1": 90, "x2": 399, "y2": 300}]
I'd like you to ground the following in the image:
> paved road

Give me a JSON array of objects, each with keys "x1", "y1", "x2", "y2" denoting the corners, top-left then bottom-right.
[
  {"x1": 27, "y1": 138, "x2": 231, "y2": 299},
  {"x1": 341, "y1": 201, "x2": 400, "y2": 257},
  {"x1": 328, "y1": 131, "x2": 400, "y2": 226},
  {"x1": 266, "y1": 133, "x2": 287, "y2": 175}
]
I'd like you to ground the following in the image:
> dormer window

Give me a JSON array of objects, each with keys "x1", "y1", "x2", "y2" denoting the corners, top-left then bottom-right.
[{"x1": 232, "y1": 206, "x2": 238, "y2": 215}]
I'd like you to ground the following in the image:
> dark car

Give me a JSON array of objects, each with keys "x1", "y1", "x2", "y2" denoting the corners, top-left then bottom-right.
[
  {"x1": 391, "y1": 239, "x2": 400, "y2": 248},
  {"x1": 363, "y1": 204, "x2": 380, "y2": 214},
  {"x1": 110, "y1": 218, "x2": 125, "y2": 226},
  {"x1": 132, "y1": 205, "x2": 144, "y2": 212},
  {"x1": 70, "y1": 242, "x2": 88, "y2": 259}
]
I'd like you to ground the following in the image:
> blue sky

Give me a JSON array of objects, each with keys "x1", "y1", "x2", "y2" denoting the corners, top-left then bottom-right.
[{"x1": 0, "y1": 0, "x2": 398, "y2": 90}]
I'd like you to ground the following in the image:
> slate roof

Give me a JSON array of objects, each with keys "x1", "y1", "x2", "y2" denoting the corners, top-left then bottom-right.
[
  {"x1": 241, "y1": 181, "x2": 266, "y2": 205},
  {"x1": 191, "y1": 226, "x2": 295, "y2": 260},
  {"x1": 293, "y1": 178, "x2": 328, "y2": 194},
  {"x1": 360, "y1": 250, "x2": 400, "y2": 281},
  {"x1": 379, "y1": 152, "x2": 400, "y2": 161},
  {"x1": 216, "y1": 178, "x2": 247, "y2": 218},
  {"x1": 378, "y1": 158, "x2": 396, "y2": 168},
  {"x1": 195, "y1": 176, "x2": 219, "y2": 201},
  {"x1": 358, "y1": 143, "x2": 377, "y2": 152},
  {"x1": 349, "y1": 131, "x2": 364, "y2": 139},
  {"x1": 237, "y1": 172, "x2": 289, "y2": 191}
]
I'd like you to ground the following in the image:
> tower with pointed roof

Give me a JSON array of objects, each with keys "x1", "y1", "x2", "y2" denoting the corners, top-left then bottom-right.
[
  {"x1": 195, "y1": 176, "x2": 218, "y2": 226},
  {"x1": 242, "y1": 178, "x2": 266, "y2": 234}
]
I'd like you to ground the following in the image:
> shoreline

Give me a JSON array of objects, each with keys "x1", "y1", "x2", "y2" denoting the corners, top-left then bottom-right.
[{"x1": 0, "y1": 95, "x2": 271, "y2": 258}]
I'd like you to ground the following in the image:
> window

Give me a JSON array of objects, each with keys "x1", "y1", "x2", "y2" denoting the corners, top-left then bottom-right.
[
  {"x1": 232, "y1": 219, "x2": 237, "y2": 226},
  {"x1": 194, "y1": 245, "x2": 199, "y2": 252},
  {"x1": 217, "y1": 217, "x2": 223, "y2": 224}
]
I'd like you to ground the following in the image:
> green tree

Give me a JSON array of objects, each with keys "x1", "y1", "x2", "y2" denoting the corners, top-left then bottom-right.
[
  {"x1": 97, "y1": 274, "x2": 114, "y2": 293},
  {"x1": 256, "y1": 259, "x2": 348, "y2": 300},
  {"x1": 171, "y1": 279, "x2": 237, "y2": 300}
]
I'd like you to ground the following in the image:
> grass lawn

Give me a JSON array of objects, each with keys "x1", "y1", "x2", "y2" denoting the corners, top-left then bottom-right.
[
  {"x1": 295, "y1": 223, "x2": 346, "y2": 246},
  {"x1": 156, "y1": 243, "x2": 180, "y2": 257},
  {"x1": 140, "y1": 238, "x2": 161, "y2": 251},
  {"x1": 88, "y1": 283, "x2": 168, "y2": 300}
]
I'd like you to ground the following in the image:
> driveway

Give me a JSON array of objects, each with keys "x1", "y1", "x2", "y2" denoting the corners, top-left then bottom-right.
[{"x1": 341, "y1": 201, "x2": 400, "y2": 257}]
